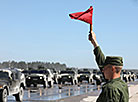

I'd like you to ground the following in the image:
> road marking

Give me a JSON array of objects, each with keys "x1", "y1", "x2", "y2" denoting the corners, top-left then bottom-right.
[{"x1": 81, "y1": 96, "x2": 98, "y2": 102}]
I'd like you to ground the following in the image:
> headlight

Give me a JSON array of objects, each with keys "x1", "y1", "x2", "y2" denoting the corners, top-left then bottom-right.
[
  {"x1": 40, "y1": 77, "x2": 43, "y2": 79},
  {"x1": 28, "y1": 77, "x2": 31, "y2": 79},
  {"x1": 0, "y1": 86, "x2": 3, "y2": 88},
  {"x1": 69, "y1": 76, "x2": 71, "y2": 78}
]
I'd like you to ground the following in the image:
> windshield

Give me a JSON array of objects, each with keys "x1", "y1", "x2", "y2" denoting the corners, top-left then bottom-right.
[
  {"x1": 39, "y1": 70, "x2": 49, "y2": 75},
  {"x1": 30, "y1": 70, "x2": 49, "y2": 75},
  {"x1": 123, "y1": 72, "x2": 127, "y2": 74},
  {"x1": 30, "y1": 70, "x2": 39, "y2": 74},
  {"x1": 0, "y1": 71, "x2": 9, "y2": 79},
  {"x1": 22, "y1": 70, "x2": 29, "y2": 73},
  {"x1": 60, "y1": 71, "x2": 75, "y2": 74},
  {"x1": 78, "y1": 71, "x2": 90, "y2": 74},
  {"x1": 97, "y1": 71, "x2": 102, "y2": 75}
]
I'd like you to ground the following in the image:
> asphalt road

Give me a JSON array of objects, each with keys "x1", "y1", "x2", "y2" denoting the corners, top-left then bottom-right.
[{"x1": 8, "y1": 80, "x2": 138, "y2": 102}]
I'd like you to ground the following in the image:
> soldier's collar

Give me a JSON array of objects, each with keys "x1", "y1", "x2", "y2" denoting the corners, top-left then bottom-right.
[
  {"x1": 102, "y1": 77, "x2": 121, "y2": 88},
  {"x1": 109, "y1": 77, "x2": 121, "y2": 82}
]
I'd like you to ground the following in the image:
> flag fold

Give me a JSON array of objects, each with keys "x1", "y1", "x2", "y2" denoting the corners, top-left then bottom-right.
[{"x1": 69, "y1": 6, "x2": 93, "y2": 24}]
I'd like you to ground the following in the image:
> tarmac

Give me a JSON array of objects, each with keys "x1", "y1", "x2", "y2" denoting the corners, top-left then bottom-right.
[
  {"x1": 8, "y1": 80, "x2": 138, "y2": 102},
  {"x1": 57, "y1": 81, "x2": 138, "y2": 102}
]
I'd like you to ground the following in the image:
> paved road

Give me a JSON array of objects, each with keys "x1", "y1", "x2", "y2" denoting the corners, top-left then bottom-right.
[
  {"x1": 8, "y1": 80, "x2": 138, "y2": 102},
  {"x1": 8, "y1": 83, "x2": 96, "y2": 102}
]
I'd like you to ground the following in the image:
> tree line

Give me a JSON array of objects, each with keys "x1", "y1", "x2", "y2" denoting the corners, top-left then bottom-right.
[{"x1": 0, "y1": 61, "x2": 68, "y2": 71}]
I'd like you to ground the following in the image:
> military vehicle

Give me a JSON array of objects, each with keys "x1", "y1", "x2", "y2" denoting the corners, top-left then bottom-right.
[
  {"x1": 122, "y1": 71, "x2": 129, "y2": 83},
  {"x1": 128, "y1": 71, "x2": 136, "y2": 81},
  {"x1": 57, "y1": 69, "x2": 78, "y2": 85},
  {"x1": 0, "y1": 68, "x2": 26, "y2": 102},
  {"x1": 46, "y1": 69, "x2": 54, "y2": 88},
  {"x1": 49, "y1": 68, "x2": 58, "y2": 84},
  {"x1": 26, "y1": 70, "x2": 47, "y2": 88},
  {"x1": 77, "y1": 69, "x2": 93, "y2": 84},
  {"x1": 26, "y1": 69, "x2": 54, "y2": 88},
  {"x1": 22, "y1": 70, "x2": 30, "y2": 78},
  {"x1": 92, "y1": 70, "x2": 103, "y2": 86}
]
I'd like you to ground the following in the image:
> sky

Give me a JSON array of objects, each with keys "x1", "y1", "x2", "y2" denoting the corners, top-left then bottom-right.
[{"x1": 0, "y1": 0, "x2": 138, "y2": 69}]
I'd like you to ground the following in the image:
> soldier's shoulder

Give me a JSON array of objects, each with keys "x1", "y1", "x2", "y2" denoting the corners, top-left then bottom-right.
[{"x1": 105, "y1": 79, "x2": 127, "y2": 89}]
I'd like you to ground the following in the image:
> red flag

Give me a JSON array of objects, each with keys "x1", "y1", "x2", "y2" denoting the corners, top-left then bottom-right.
[{"x1": 69, "y1": 6, "x2": 93, "y2": 24}]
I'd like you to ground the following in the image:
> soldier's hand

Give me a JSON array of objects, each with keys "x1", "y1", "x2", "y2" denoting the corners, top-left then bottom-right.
[
  {"x1": 88, "y1": 31, "x2": 96, "y2": 41},
  {"x1": 88, "y1": 31, "x2": 99, "y2": 48}
]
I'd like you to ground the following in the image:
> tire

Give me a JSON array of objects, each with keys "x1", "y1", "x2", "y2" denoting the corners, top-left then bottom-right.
[
  {"x1": 48, "y1": 81, "x2": 52, "y2": 88},
  {"x1": 128, "y1": 76, "x2": 131, "y2": 82},
  {"x1": 58, "y1": 79, "x2": 61, "y2": 84},
  {"x1": 87, "y1": 79, "x2": 89, "y2": 84},
  {"x1": 96, "y1": 79, "x2": 102, "y2": 86},
  {"x1": 43, "y1": 81, "x2": 47, "y2": 88},
  {"x1": 0, "y1": 88, "x2": 8, "y2": 102},
  {"x1": 15, "y1": 87, "x2": 24, "y2": 102},
  {"x1": 74, "y1": 80, "x2": 77, "y2": 85},
  {"x1": 90, "y1": 79, "x2": 93, "y2": 83},
  {"x1": 132, "y1": 77, "x2": 135, "y2": 81},
  {"x1": 124, "y1": 77, "x2": 128, "y2": 83},
  {"x1": 62, "y1": 81, "x2": 65, "y2": 85},
  {"x1": 71, "y1": 80, "x2": 74, "y2": 85}
]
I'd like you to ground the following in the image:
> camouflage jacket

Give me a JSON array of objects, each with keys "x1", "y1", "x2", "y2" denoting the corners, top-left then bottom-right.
[{"x1": 94, "y1": 46, "x2": 129, "y2": 102}]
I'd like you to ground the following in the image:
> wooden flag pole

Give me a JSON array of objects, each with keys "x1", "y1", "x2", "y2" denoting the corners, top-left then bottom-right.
[{"x1": 90, "y1": 24, "x2": 93, "y2": 33}]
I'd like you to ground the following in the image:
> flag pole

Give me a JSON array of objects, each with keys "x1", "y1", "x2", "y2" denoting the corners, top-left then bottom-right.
[
  {"x1": 90, "y1": 24, "x2": 93, "y2": 33},
  {"x1": 90, "y1": 6, "x2": 93, "y2": 33}
]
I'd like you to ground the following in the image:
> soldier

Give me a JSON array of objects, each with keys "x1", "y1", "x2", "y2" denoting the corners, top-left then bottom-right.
[{"x1": 88, "y1": 31, "x2": 129, "y2": 102}]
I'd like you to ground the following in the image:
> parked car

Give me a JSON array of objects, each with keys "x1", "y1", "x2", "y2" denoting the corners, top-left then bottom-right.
[{"x1": 0, "y1": 68, "x2": 26, "y2": 102}]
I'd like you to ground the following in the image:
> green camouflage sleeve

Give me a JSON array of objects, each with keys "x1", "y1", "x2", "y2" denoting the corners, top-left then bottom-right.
[{"x1": 93, "y1": 46, "x2": 105, "y2": 71}]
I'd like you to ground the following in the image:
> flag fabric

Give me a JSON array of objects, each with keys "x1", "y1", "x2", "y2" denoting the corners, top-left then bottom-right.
[{"x1": 69, "y1": 6, "x2": 93, "y2": 24}]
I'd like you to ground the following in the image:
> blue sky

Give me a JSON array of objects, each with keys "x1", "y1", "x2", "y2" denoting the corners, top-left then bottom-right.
[{"x1": 0, "y1": 0, "x2": 138, "y2": 69}]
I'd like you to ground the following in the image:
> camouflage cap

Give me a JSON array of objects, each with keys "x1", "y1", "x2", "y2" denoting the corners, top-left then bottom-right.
[{"x1": 104, "y1": 56, "x2": 123, "y2": 66}]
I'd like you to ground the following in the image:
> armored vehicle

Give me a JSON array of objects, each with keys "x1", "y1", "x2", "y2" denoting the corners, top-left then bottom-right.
[
  {"x1": 26, "y1": 70, "x2": 47, "y2": 88},
  {"x1": 57, "y1": 70, "x2": 78, "y2": 85},
  {"x1": 26, "y1": 69, "x2": 54, "y2": 88},
  {"x1": 122, "y1": 72, "x2": 129, "y2": 83},
  {"x1": 0, "y1": 68, "x2": 26, "y2": 102},
  {"x1": 50, "y1": 68, "x2": 58, "y2": 84},
  {"x1": 92, "y1": 70, "x2": 103, "y2": 86},
  {"x1": 128, "y1": 71, "x2": 136, "y2": 81},
  {"x1": 77, "y1": 69, "x2": 93, "y2": 84},
  {"x1": 22, "y1": 70, "x2": 30, "y2": 78},
  {"x1": 46, "y1": 69, "x2": 54, "y2": 88}
]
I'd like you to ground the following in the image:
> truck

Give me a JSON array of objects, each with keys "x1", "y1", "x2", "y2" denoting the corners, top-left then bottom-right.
[
  {"x1": 26, "y1": 69, "x2": 54, "y2": 88},
  {"x1": 57, "y1": 70, "x2": 78, "y2": 85},
  {"x1": 0, "y1": 68, "x2": 26, "y2": 102},
  {"x1": 77, "y1": 69, "x2": 93, "y2": 84}
]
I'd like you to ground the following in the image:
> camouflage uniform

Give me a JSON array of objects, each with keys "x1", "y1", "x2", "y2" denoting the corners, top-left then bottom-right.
[{"x1": 94, "y1": 46, "x2": 129, "y2": 102}]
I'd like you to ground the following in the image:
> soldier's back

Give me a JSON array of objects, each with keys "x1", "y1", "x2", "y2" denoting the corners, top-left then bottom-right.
[{"x1": 96, "y1": 77, "x2": 129, "y2": 102}]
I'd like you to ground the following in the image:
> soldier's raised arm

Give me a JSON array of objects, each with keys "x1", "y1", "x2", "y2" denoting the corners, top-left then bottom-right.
[{"x1": 88, "y1": 31, "x2": 105, "y2": 72}]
